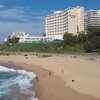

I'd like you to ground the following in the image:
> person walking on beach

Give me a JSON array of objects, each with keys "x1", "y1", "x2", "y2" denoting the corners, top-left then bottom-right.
[
  {"x1": 49, "y1": 71, "x2": 52, "y2": 75},
  {"x1": 62, "y1": 69, "x2": 64, "y2": 74}
]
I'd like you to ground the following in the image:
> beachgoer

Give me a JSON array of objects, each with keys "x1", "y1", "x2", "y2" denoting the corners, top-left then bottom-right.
[{"x1": 62, "y1": 69, "x2": 63, "y2": 74}]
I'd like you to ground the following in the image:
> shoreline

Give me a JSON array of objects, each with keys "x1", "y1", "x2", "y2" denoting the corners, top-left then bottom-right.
[
  {"x1": 0, "y1": 61, "x2": 100, "y2": 100},
  {"x1": 0, "y1": 55, "x2": 100, "y2": 100},
  {"x1": 0, "y1": 62, "x2": 38, "y2": 100}
]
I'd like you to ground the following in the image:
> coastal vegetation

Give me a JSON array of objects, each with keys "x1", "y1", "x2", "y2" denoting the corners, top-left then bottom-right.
[
  {"x1": 0, "y1": 42, "x2": 84, "y2": 53},
  {"x1": 0, "y1": 26, "x2": 100, "y2": 54}
]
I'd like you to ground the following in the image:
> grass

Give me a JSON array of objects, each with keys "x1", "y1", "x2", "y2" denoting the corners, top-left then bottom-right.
[
  {"x1": 54, "y1": 45, "x2": 85, "y2": 53},
  {"x1": 0, "y1": 43, "x2": 86, "y2": 54}
]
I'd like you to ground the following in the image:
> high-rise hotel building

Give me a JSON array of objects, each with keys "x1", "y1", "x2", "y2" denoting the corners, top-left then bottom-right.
[
  {"x1": 85, "y1": 9, "x2": 100, "y2": 31},
  {"x1": 46, "y1": 6, "x2": 84, "y2": 40}
]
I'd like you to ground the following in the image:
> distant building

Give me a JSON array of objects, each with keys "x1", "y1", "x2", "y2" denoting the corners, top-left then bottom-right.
[
  {"x1": 11, "y1": 31, "x2": 29, "y2": 39},
  {"x1": 4, "y1": 31, "x2": 51, "y2": 43},
  {"x1": 46, "y1": 6, "x2": 84, "y2": 40},
  {"x1": 85, "y1": 9, "x2": 100, "y2": 31},
  {"x1": 19, "y1": 36, "x2": 51, "y2": 43},
  {"x1": 12, "y1": 32, "x2": 52, "y2": 43}
]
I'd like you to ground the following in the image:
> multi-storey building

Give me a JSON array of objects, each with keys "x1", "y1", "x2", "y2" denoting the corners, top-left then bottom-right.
[
  {"x1": 85, "y1": 10, "x2": 100, "y2": 31},
  {"x1": 46, "y1": 6, "x2": 84, "y2": 40}
]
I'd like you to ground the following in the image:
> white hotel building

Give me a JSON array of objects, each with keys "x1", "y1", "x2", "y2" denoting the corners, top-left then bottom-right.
[
  {"x1": 85, "y1": 9, "x2": 100, "y2": 31},
  {"x1": 46, "y1": 6, "x2": 84, "y2": 40}
]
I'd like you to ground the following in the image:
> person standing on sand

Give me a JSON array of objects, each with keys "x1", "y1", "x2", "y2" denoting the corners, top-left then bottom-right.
[
  {"x1": 49, "y1": 71, "x2": 52, "y2": 75},
  {"x1": 62, "y1": 69, "x2": 64, "y2": 74}
]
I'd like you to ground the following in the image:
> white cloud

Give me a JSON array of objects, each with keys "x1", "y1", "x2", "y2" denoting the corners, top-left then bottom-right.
[
  {"x1": 0, "y1": 7, "x2": 49, "y2": 41},
  {"x1": 0, "y1": 21, "x2": 45, "y2": 41},
  {"x1": 0, "y1": 7, "x2": 46, "y2": 22}
]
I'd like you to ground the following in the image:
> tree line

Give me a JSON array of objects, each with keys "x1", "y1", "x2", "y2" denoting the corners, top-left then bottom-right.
[
  {"x1": 63, "y1": 26, "x2": 100, "y2": 52},
  {"x1": 2, "y1": 26, "x2": 100, "y2": 53}
]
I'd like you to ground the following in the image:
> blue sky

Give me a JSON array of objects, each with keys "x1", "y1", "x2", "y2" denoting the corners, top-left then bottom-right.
[{"x1": 0, "y1": 0, "x2": 100, "y2": 41}]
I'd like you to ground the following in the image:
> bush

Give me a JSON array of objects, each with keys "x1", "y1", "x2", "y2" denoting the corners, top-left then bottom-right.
[
  {"x1": 0, "y1": 42, "x2": 85, "y2": 54},
  {"x1": 84, "y1": 41, "x2": 93, "y2": 52},
  {"x1": 63, "y1": 33, "x2": 78, "y2": 46}
]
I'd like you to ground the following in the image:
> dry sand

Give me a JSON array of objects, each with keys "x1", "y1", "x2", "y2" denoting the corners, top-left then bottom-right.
[{"x1": 0, "y1": 54, "x2": 100, "y2": 100}]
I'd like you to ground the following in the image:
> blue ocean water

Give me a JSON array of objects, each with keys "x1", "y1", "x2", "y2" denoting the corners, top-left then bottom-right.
[{"x1": 0, "y1": 65, "x2": 38, "y2": 100}]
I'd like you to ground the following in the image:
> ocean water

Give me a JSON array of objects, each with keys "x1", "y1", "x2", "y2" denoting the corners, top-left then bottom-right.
[{"x1": 0, "y1": 65, "x2": 38, "y2": 100}]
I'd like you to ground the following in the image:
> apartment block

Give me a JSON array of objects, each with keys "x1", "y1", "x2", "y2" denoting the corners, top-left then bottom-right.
[
  {"x1": 85, "y1": 9, "x2": 100, "y2": 31},
  {"x1": 46, "y1": 6, "x2": 84, "y2": 40}
]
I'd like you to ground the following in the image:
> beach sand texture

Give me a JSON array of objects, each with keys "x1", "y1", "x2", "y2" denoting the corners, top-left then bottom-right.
[{"x1": 0, "y1": 54, "x2": 100, "y2": 100}]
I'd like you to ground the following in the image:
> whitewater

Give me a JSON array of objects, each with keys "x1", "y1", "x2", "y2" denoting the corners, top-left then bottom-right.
[{"x1": 0, "y1": 65, "x2": 38, "y2": 100}]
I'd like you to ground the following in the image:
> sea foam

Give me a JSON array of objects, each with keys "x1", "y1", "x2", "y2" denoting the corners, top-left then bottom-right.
[{"x1": 0, "y1": 65, "x2": 38, "y2": 100}]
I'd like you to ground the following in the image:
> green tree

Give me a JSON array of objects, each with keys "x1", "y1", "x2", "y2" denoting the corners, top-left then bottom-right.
[
  {"x1": 84, "y1": 26, "x2": 100, "y2": 52},
  {"x1": 87, "y1": 26, "x2": 100, "y2": 38},
  {"x1": 90, "y1": 36, "x2": 100, "y2": 51},
  {"x1": 84, "y1": 41, "x2": 93, "y2": 52},
  {"x1": 78, "y1": 32, "x2": 87, "y2": 43},
  {"x1": 63, "y1": 33, "x2": 78, "y2": 46},
  {"x1": 7, "y1": 37, "x2": 19, "y2": 44}
]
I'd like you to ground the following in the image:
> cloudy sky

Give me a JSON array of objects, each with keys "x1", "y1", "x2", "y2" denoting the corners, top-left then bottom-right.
[{"x1": 0, "y1": 0, "x2": 99, "y2": 41}]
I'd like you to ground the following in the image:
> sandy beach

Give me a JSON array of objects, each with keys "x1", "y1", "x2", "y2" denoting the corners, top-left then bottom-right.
[{"x1": 0, "y1": 54, "x2": 100, "y2": 100}]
